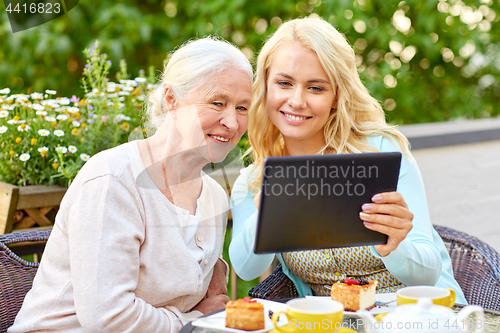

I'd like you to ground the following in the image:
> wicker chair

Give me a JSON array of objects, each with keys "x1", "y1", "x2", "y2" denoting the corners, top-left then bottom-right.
[
  {"x1": 434, "y1": 225, "x2": 500, "y2": 311},
  {"x1": 249, "y1": 263, "x2": 299, "y2": 300},
  {"x1": 0, "y1": 229, "x2": 51, "y2": 332},
  {"x1": 249, "y1": 226, "x2": 500, "y2": 311}
]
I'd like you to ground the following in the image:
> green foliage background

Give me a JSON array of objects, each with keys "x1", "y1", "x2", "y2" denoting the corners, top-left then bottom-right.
[{"x1": 1, "y1": 0, "x2": 499, "y2": 125}]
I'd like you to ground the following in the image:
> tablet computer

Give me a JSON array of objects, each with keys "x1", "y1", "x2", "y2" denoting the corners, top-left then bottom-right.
[{"x1": 254, "y1": 152, "x2": 402, "y2": 254}]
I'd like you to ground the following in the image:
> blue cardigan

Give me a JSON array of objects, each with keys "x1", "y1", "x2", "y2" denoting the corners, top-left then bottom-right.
[{"x1": 229, "y1": 135, "x2": 467, "y2": 304}]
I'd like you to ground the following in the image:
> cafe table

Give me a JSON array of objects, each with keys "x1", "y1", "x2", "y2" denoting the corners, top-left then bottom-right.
[{"x1": 179, "y1": 301, "x2": 500, "y2": 333}]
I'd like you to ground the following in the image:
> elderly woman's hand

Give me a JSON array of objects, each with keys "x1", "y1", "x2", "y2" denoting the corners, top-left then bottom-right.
[
  {"x1": 205, "y1": 259, "x2": 228, "y2": 298},
  {"x1": 192, "y1": 294, "x2": 230, "y2": 315},
  {"x1": 359, "y1": 191, "x2": 413, "y2": 257}
]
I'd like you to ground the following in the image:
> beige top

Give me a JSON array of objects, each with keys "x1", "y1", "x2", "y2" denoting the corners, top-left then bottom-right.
[
  {"x1": 282, "y1": 246, "x2": 405, "y2": 296},
  {"x1": 9, "y1": 141, "x2": 229, "y2": 333}
]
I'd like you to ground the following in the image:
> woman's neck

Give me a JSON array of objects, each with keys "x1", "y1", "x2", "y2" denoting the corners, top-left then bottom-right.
[
  {"x1": 283, "y1": 136, "x2": 326, "y2": 156},
  {"x1": 145, "y1": 117, "x2": 207, "y2": 184}
]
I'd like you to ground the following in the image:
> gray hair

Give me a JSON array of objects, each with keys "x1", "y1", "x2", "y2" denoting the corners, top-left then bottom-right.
[{"x1": 145, "y1": 36, "x2": 253, "y2": 133}]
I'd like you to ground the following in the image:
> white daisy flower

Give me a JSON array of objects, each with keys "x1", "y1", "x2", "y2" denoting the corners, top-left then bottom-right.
[
  {"x1": 115, "y1": 114, "x2": 131, "y2": 123},
  {"x1": 58, "y1": 97, "x2": 70, "y2": 105},
  {"x1": 123, "y1": 86, "x2": 134, "y2": 92},
  {"x1": 72, "y1": 121, "x2": 81, "y2": 127},
  {"x1": 68, "y1": 145, "x2": 77, "y2": 153},
  {"x1": 18, "y1": 124, "x2": 31, "y2": 132},
  {"x1": 107, "y1": 93, "x2": 118, "y2": 98},
  {"x1": 55, "y1": 146, "x2": 68, "y2": 154},
  {"x1": 45, "y1": 116, "x2": 56, "y2": 122},
  {"x1": 32, "y1": 104, "x2": 45, "y2": 111},
  {"x1": 43, "y1": 100, "x2": 60, "y2": 108},
  {"x1": 56, "y1": 114, "x2": 69, "y2": 121},
  {"x1": 119, "y1": 91, "x2": 130, "y2": 96},
  {"x1": 0, "y1": 110, "x2": 9, "y2": 118},
  {"x1": 31, "y1": 92, "x2": 44, "y2": 100},
  {"x1": 7, "y1": 119, "x2": 18, "y2": 125},
  {"x1": 80, "y1": 153, "x2": 90, "y2": 161},
  {"x1": 38, "y1": 146, "x2": 49, "y2": 153},
  {"x1": 19, "y1": 153, "x2": 30, "y2": 161},
  {"x1": 36, "y1": 110, "x2": 48, "y2": 116},
  {"x1": 67, "y1": 107, "x2": 79, "y2": 114},
  {"x1": 38, "y1": 129, "x2": 50, "y2": 136},
  {"x1": 120, "y1": 79, "x2": 138, "y2": 87},
  {"x1": 0, "y1": 125, "x2": 8, "y2": 134},
  {"x1": 106, "y1": 84, "x2": 117, "y2": 93},
  {"x1": 45, "y1": 90, "x2": 57, "y2": 95},
  {"x1": 0, "y1": 88, "x2": 10, "y2": 94},
  {"x1": 135, "y1": 77, "x2": 147, "y2": 83},
  {"x1": 54, "y1": 130, "x2": 65, "y2": 137}
]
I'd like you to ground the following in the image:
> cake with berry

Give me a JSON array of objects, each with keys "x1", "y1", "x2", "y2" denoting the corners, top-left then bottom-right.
[
  {"x1": 330, "y1": 278, "x2": 378, "y2": 312},
  {"x1": 225, "y1": 297, "x2": 265, "y2": 331}
]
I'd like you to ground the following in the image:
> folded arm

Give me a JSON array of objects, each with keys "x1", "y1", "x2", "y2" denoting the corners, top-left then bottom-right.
[{"x1": 67, "y1": 175, "x2": 201, "y2": 332}]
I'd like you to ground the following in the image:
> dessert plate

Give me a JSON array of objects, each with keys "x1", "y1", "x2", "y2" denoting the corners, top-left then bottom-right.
[
  {"x1": 305, "y1": 293, "x2": 397, "y2": 316},
  {"x1": 191, "y1": 299, "x2": 288, "y2": 333}
]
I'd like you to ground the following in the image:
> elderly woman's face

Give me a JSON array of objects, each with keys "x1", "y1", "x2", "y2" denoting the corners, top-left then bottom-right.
[{"x1": 174, "y1": 67, "x2": 252, "y2": 162}]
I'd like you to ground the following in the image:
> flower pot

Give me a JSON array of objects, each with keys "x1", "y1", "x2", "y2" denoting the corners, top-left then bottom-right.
[{"x1": 0, "y1": 181, "x2": 67, "y2": 234}]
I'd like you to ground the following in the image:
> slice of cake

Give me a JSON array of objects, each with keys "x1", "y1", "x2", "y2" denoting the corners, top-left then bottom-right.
[
  {"x1": 330, "y1": 278, "x2": 378, "y2": 312},
  {"x1": 225, "y1": 297, "x2": 265, "y2": 331}
]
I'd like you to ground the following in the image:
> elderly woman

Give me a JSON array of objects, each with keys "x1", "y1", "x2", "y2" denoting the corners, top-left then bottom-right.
[
  {"x1": 229, "y1": 18, "x2": 466, "y2": 304},
  {"x1": 9, "y1": 37, "x2": 252, "y2": 333}
]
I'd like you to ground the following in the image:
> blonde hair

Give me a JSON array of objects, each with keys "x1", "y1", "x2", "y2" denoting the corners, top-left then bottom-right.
[
  {"x1": 145, "y1": 36, "x2": 253, "y2": 133},
  {"x1": 248, "y1": 17, "x2": 410, "y2": 190}
]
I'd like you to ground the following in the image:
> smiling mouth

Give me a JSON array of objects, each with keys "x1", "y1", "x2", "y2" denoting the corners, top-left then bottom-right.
[
  {"x1": 281, "y1": 111, "x2": 312, "y2": 121},
  {"x1": 208, "y1": 134, "x2": 230, "y2": 142}
]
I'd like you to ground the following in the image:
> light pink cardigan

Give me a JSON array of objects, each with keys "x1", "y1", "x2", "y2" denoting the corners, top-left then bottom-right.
[{"x1": 9, "y1": 142, "x2": 229, "y2": 333}]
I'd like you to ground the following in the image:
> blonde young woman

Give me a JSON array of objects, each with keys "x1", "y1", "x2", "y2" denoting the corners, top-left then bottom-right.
[{"x1": 228, "y1": 18, "x2": 466, "y2": 304}]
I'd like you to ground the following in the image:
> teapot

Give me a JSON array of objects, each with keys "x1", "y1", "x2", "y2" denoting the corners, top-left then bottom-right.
[{"x1": 357, "y1": 298, "x2": 484, "y2": 333}]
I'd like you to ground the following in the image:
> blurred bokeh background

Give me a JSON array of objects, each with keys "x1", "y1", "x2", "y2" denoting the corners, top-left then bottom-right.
[{"x1": 1, "y1": 0, "x2": 499, "y2": 125}]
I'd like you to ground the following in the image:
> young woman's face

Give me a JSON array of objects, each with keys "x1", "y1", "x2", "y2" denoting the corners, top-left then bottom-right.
[{"x1": 266, "y1": 42, "x2": 336, "y2": 152}]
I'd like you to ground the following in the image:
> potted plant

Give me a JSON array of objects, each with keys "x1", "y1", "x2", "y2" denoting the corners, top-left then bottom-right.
[{"x1": 0, "y1": 41, "x2": 154, "y2": 234}]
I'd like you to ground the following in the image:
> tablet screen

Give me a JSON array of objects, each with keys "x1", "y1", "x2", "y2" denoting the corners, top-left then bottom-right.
[{"x1": 254, "y1": 152, "x2": 401, "y2": 254}]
